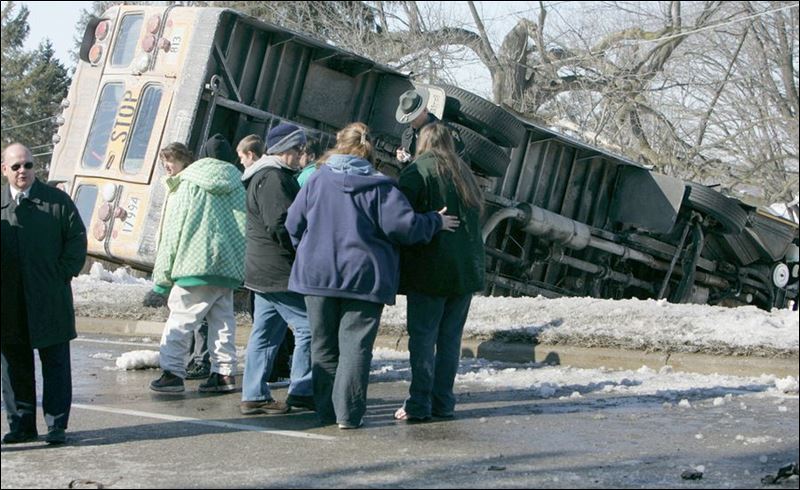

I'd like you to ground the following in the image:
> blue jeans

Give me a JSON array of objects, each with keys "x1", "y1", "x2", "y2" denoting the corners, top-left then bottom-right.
[
  {"x1": 404, "y1": 292, "x2": 472, "y2": 418},
  {"x1": 305, "y1": 296, "x2": 383, "y2": 427},
  {"x1": 242, "y1": 291, "x2": 312, "y2": 402}
]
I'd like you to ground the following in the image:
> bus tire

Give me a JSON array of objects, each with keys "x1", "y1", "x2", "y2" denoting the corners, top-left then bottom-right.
[
  {"x1": 450, "y1": 122, "x2": 510, "y2": 178},
  {"x1": 440, "y1": 84, "x2": 526, "y2": 148},
  {"x1": 684, "y1": 183, "x2": 748, "y2": 235}
]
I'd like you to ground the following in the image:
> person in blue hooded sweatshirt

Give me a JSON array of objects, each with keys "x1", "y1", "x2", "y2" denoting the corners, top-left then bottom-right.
[{"x1": 286, "y1": 122, "x2": 459, "y2": 429}]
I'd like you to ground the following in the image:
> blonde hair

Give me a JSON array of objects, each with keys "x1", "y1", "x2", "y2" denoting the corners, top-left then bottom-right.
[
  {"x1": 417, "y1": 123, "x2": 483, "y2": 212},
  {"x1": 320, "y1": 122, "x2": 373, "y2": 163}
]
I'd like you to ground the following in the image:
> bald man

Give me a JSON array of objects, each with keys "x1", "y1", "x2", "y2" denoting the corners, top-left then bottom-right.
[{"x1": 1, "y1": 143, "x2": 87, "y2": 445}]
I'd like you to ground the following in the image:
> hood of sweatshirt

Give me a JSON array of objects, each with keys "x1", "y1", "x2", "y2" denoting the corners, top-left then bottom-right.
[
  {"x1": 323, "y1": 154, "x2": 394, "y2": 193},
  {"x1": 241, "y1": 155, "x2": 293, "y2": 182},
  {"x1": 167, "y1": 157, "x2": 242, "y2": 195}
]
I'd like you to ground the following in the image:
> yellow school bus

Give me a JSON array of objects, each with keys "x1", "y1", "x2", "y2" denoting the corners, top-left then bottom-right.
[
  {"x1": 49, "y1": 5, "x2": 797, "y2": 309},
  {"x1": 49, "y1": 5, "x2": 426, "y2": 270}
]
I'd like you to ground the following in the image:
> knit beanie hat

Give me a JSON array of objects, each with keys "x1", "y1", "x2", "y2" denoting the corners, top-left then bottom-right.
[
  {"x1": 198, "y1": 133, "x2": 236, "y2": 163},
  {"x1": 267, "y1": 123, "x2": 307, "y2": 155}
]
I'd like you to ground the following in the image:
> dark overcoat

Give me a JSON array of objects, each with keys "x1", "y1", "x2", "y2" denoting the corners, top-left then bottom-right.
[{"x1": 1, "y1": 180, "x2": 87, "y2": 348}]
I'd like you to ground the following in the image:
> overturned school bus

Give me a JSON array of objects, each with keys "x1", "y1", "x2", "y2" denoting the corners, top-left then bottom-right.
[{"x1": 48, "y1": 6, "x2": 799, "y2": 309}]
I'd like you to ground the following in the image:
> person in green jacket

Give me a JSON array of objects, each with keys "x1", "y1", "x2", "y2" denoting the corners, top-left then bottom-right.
[
  {"x1": 149, "y1": 147, "x2": 247, "y2": 394},
  {"x1": 395, "y1": 122, "x2": 486, "y2": 422},
  {"x1": 296, "y1": 136, "x2": 321, "y2": 188}
]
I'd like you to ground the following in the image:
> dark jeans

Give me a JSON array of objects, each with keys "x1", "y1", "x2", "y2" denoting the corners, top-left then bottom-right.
[
  {"x1": 1, "y1": 341, "x2": 72, "y2": 434},
  {"x1": 404, "y1": 292, "x2": 472, "y2": 418},
  {"x1": 305, "y1": 296, "x2": 383, "y2": 427}
]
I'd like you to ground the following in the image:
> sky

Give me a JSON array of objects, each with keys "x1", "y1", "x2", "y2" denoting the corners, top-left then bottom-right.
[{"x1": 9, "y1": 1, "x2": 94, "y2": 68}]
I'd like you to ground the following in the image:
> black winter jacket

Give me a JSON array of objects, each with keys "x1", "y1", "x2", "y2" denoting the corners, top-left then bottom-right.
[{"x1": 243, "y1": 158, "x2": 300, "y2": 293}]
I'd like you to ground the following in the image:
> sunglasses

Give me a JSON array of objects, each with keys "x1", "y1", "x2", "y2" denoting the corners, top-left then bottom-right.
[{"x1": 10, "y1": 161, "x2": 34, "y2": 171}]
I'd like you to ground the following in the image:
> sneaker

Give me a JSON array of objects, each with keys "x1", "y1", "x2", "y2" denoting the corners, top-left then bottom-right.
[
  {"x1": 286, "y1": 394, "x2": 316, "y2": 411},
  {"x1": 199, "y1": 373, "x2": 236, "y2": 393},
  {"x1": 267, "y1": 377, "x2": 290, "y2": 389},
  {"x1": 393, "y1": 407, "x2": 430, "y2": 423},
  {"x1": 2, "y1": 430, "x2": 38, "y2": 444},
  {"x1": 45, "y1": 427, "x2": 66, "y2": 445},
  {"x1": 185, "y1": 362, "x2": 211, "y2": 380},
  {"x1": 150, "y1": 371, "x2": 185, "y2": 393},
  {"x1": 240, "y1": 399, "x2": 290, "y2": 415},
  {"x1": 337, "y1": 419, "x2": 364, "y2": 430}
]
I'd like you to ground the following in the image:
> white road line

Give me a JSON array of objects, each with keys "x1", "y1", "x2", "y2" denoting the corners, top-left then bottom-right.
[
  {"x1": 73, "y1": 403, "x2": 336, "y2": 441},
  {"x1": 75, "y1": 337, "x2": 159, "y2": 347}
]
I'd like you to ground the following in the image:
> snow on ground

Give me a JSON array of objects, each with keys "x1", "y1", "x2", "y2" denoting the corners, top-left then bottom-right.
[
  {"x1": 114, "y1": 350, "x2": 160, "y2": 370},
  {"x1": 370, "y1": 349, "x2": 799, "y2": 403},
  {"x1": 74, "y1": 263, "x2": 798, "y2": 356}
]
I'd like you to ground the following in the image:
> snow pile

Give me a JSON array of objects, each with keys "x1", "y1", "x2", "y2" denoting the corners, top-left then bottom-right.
[
  {"x1": 115, "y1": 350, "x2": 160, "y2": 370},
  {"x1": 74, "y1": 262, "x2": 152, "y2": 285},
  {"x1": 381, "y1": 295, "x2": 799, "y2": 356},
  {"x1": 368, "y1": 351, "x2": 798, "y2": 403}
]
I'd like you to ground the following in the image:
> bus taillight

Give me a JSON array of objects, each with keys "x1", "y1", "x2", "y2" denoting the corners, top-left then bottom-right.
[
  {"x1": 147, "y1": 15, "x2": 160, "y2": 34},
  {"x1": 95, "y1": 20, "x2": 110, "y2": 41},
  {"x1": 89, "y1": 44, "x2": 103, "y2": 65}
]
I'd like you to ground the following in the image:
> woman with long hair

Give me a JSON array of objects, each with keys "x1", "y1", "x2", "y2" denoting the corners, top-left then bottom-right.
[
  {"x1": 286, "y1": 122, "x2": 459, "y2": 429},
  {"x1": 394, "y1": 122, "x2": 486, "y2": 422}
]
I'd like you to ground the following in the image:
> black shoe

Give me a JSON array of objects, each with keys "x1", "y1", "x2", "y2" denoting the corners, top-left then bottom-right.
[
  {"x1": 199, "y1": 372, "x2": 236, "y2": 393},
  {"x1": 2, "y1": 430, "x2": 38, "y2": 444},
  {"x1": 45, "y1": 428, "x2": 66, "y2": 445},
  {"x1": 150, "y1": 371, "x2": 185, "y2": 393},
  {"x1": 286, "y1": 394, "x2": 316, "y2": 411},
  {"x1": 185, "y1": 362, "x2": 211, "y2": 380}
]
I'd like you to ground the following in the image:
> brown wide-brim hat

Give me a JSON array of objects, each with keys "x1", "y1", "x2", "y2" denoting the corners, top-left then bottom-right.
[{"x1": 395, "y1": 87, "x2": 430, "y2": 124}]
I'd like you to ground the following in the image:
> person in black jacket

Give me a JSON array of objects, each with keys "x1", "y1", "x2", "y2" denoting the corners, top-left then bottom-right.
[
  {"x1": 395, "y1": 87, "x2": 466, "y2": 165},
  {"x1": 239, "y1": 123, "x2": 314, "y2": 415},
  {"x1": 395, "y1": 123, "x2": 485, "y2": 422},
  {"x1": 1, "y1": 143, "x2": 87, "y2": 444}
]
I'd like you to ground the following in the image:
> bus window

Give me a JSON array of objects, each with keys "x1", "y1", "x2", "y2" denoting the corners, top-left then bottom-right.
[
  {"x1": 111, "y1": 14, "x2": 144, "y2": 67},
  {"x1": 74, "y1": 184, "x2": 99, "y2": 227},
  {"x1": 82, "y1": 83, "x2": 124, "y2": 169},
  {"x1": 122, "y1": 85, "x2": 163, "y2": 174}
]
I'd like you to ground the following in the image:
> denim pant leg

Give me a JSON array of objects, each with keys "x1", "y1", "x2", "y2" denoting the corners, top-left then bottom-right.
[
  {"x1": 1, "y1": 345, "x2": 37, "y2": 435},
  {"x1": 39, "y1": 342, "x2": 72, "y2": 430},
  {"x1": 268, "y1": 292, "x2": 312, "y2": 397},
  {"x1": 431, "y1": 294, "x2": 472, "y2": 417},
  {"x1": 242, "y1": 292, "x2": 288, "y2": 402},
  {"x1": 404, "y1": 292, "x2": 446, "y2": 418},
  {"x1": 334, "y1": 299, "x2": 383, "y2": 427},
  {"x1": 305, "y1": 296, "x2": 340, "y2": 425}
]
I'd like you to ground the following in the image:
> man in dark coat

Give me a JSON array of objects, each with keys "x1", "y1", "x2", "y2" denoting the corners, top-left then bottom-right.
[
  {"x1": 395, "y1": 87, "x2": 466, "y2": 164},
  {"x1": 1, "y1": 143, "x2": 87, "y2": 445}
]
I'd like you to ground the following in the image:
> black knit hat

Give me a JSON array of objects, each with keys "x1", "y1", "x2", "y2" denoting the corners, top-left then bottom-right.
[{"x1": 198, "y1": 133, "x2": 235, "y2": 163}]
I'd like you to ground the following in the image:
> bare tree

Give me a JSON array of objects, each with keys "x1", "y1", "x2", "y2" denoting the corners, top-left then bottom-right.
[{"x1": 71, "y1": 1, "x2": 799, "y2": 204}]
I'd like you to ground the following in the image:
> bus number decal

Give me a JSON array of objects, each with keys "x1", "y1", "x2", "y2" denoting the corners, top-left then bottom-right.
[
  {"x1": 110, "y1": 91, "x2": 139, "y2": 143},
  {"x1": 122, "y1": 196, "x2": 140, "y2": 233}
]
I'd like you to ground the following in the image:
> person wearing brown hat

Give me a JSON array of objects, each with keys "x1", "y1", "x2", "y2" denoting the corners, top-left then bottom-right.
[{"x1": 395, "y1": 87, "x2": 466, "y2": 165}]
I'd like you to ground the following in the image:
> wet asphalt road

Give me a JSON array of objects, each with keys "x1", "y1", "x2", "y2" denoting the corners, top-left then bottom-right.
[{"x1": 1, "y1": 334, "x2": 798, "y2": 489}]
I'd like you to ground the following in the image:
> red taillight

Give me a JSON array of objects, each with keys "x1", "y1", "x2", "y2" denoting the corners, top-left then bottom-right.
[
  {"x1": 89, "y1": 44, "x2": 103, "y2": 64},
  {"x1": 141, "y1": 35, "x2": 156, "y2": 53},
  {"x1": 148, "y1": 15, "x2": 160, "y2": 34},
  {"x1": 95, "y1": 20, "x2": 110, "y2": 41}
]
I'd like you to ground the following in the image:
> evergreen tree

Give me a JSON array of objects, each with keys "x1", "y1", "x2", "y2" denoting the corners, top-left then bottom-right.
[{"x1": 1, "y1": 2, "x2": 70, "y2": 180}]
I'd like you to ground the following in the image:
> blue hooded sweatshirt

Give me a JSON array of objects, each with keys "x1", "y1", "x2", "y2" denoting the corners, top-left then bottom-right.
[{"x1": 286, "y1": 154, "x2": 443, "y2": 305}]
